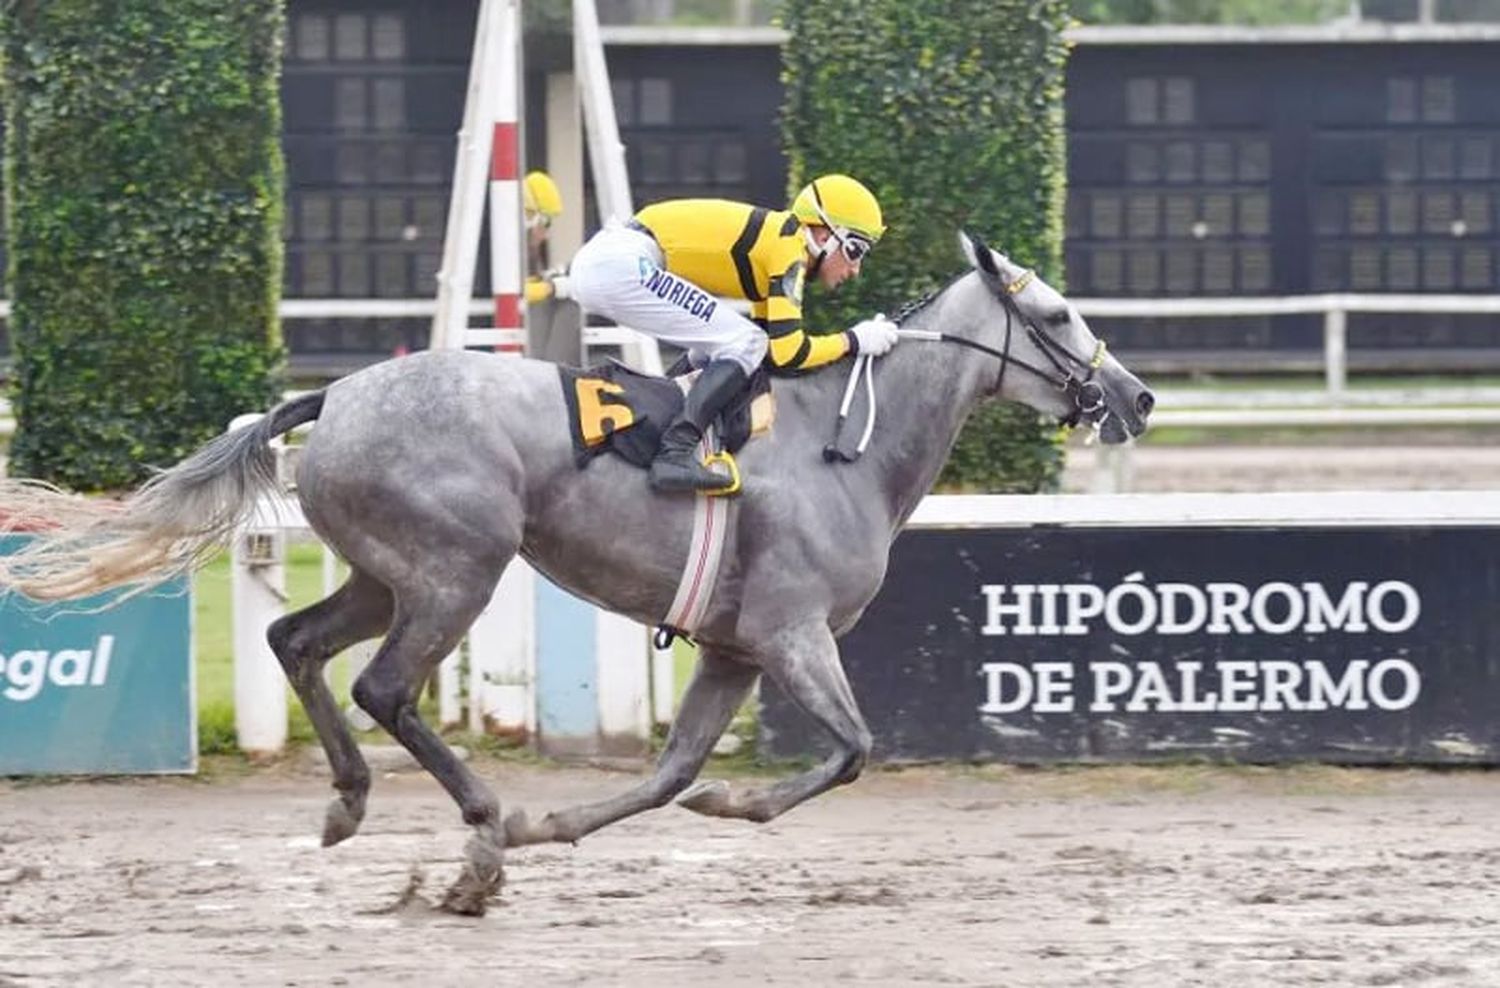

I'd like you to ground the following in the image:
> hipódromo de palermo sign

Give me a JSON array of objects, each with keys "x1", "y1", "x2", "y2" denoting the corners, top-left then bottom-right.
[{"x1": 977, "y1": 575, "x2": 1420, "y2": 716}]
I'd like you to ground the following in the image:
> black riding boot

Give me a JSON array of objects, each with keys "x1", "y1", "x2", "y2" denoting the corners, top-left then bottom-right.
[{"x1": 650, "y1": 359, "x2": 749, "y2": 493}]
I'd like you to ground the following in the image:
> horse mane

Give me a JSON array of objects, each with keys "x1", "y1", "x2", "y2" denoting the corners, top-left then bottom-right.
[{"x1": 890, "y1": 273, "x2": 965, "y2": 327}]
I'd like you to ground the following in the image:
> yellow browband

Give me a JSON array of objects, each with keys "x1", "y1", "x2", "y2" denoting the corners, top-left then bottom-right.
[
  {"x1": 1007, "y1": 267, "x2": 1109, "y2": 370},
  {"x1": 1090, "y1": 338, "x2": 1108, "y2": 369}
]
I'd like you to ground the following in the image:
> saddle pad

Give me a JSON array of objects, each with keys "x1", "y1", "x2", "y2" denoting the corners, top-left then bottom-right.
[{"x1": 558, "y1": 362, "x2": 773, "y2": 470}]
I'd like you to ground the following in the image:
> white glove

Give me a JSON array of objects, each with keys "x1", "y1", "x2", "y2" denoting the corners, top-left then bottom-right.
[
  {"x1": 550, "y1": 274, "x2": 572, "y2": 300},
  {"x1": 846, "y1": 316, "x2": 899, "y2": 357}
]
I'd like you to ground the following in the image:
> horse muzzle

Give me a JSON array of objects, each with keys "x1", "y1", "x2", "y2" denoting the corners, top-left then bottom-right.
[{"x1": 1076, "y1": 380, "x2": 1153, "y2": 445}]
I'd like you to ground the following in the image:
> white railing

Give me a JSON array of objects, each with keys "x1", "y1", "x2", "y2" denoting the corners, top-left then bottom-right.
[
  {"x1": 1076, "y1": 293, "x2": 1500, "y2": 402},
  {"x1": 5, "y1": 293, "x2": 1500, "y2": 440},
  {"x1": 6, "y1": 290, "x2": 1497, "y2": 393}
]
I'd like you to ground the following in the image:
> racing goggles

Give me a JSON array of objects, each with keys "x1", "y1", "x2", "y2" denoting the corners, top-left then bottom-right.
[
  {"x1": 838, "y1": 232, "x2": 873, "y2": 264},
  {"x1": 809, "y1": 182, "x2": 874, "y2": 264}
]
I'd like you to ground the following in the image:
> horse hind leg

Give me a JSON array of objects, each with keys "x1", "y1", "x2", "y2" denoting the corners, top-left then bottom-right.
[
  {"x1": 504, "y1": 648, "x2": 758, "y2": 847},
  {"x1": 351, "y1": 571, "x2": 509, "y2": 916},
  {"x1": 267, "y1": 569, "x2": 393, "y2": 847},
  {"x1": 678, "y1": 622, "x2": 873, "y2": 823}
]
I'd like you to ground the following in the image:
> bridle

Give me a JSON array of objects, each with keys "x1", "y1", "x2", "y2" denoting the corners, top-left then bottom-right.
[
  {"x1": 897, "y1": 269, "x2": 1110, "y2": 427},
  {"x1": 824, "y1": 269, "x2": 1113, "y2": 462}
]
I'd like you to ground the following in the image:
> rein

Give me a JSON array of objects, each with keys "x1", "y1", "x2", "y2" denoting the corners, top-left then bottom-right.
[
  {"x1": 823, "y1": 275, "x2": 1110, "y2": 461},
  {"x1": 899, "y1": 295, "x2": 1109, "y2": 424}
]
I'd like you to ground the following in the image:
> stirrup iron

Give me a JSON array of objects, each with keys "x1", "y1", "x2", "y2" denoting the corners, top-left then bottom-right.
[{"x1": 702, "y1": 450, "x2": 741, "y2": 496}]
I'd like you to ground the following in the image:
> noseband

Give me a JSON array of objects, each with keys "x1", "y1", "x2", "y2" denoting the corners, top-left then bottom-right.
[{"x1": 897, "y1": 272, "x2": 1109, "y2": 427}]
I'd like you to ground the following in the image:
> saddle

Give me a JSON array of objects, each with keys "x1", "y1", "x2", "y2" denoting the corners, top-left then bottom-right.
[{"x1": 558, "y1": 360, "x2": 774, "y2": 470}]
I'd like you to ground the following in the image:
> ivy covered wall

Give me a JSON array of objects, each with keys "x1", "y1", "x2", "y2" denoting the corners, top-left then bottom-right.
[
  {"x1": 781, "y1": 0, "x2": 1072, "y2": 492},
  {"x1": 2, "y1": 1, "x2": 285, "y2": 490}
]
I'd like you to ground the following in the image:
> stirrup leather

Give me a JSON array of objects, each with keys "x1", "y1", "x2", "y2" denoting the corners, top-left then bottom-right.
[{"x1": 702, "y1": 450, "x2": 741, "y2": 496}]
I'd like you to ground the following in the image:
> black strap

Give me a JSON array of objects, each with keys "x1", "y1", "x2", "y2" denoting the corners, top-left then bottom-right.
[{"x1": 654, "y1": 624, "x2": 694, "y2": 650}]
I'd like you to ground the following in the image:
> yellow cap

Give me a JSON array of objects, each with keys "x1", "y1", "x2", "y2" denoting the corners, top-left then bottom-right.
[
  {"x1": 791, "y1": 174, "x2": 885, "y2": 242},
  {"x1": 523, "y1": 171, "x2": 563, "y2": 218}
]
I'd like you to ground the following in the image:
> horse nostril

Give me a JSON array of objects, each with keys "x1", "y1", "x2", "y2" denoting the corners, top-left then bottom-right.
[{"x1": 1136, "y1": 390, "x2": 1155, "y2": 418}]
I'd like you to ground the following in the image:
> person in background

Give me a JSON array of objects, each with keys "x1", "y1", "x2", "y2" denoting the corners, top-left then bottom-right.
[{"x1": 523, "y1": 170, "x2": 568, "y2": 304}]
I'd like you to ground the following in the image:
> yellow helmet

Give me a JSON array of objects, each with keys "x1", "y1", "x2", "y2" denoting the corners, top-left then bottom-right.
[
  {"x1": 523, "y1": 171, "x2": 563, "y2": 219},
  {"x1": 791, "y1": 174, "x2": 885, "y2": 243}
]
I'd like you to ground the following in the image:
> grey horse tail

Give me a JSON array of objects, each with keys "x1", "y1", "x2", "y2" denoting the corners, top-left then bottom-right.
[{"x1": 0, "y1": 391, "x2": 326, "y2": 604}]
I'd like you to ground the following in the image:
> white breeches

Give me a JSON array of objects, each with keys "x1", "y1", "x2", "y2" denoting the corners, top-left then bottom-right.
[{"x1": 568, "y1": 224, "x2": 768, "y2": 376}]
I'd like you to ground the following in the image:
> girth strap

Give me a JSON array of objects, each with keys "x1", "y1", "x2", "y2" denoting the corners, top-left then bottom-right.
[{"x1": 660, "y1": 391, "x2": 734, "y2": 639}]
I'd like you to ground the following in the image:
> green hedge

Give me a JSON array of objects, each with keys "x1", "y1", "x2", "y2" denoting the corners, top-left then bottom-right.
[
  {"x1": 3, "y1": 1, "x2": 285, "y2": 491},
  {"x1": 781, "y1": 0, "x2": 1071, "y2": 493}
]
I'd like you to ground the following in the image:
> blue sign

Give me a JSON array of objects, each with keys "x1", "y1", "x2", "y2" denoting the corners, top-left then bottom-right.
[{"x1": 1, "y1": 536, "x2": 194, "y2": 775}]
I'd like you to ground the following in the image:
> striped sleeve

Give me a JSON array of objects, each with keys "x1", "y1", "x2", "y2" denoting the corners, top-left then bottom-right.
[{"x1": 761, "y1": 260, "x2": 853, "y2": 372}]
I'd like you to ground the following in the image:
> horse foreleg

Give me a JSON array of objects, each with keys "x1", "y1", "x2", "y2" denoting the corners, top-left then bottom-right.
[
  {"x1": 504, "y1": 648, "x2": 758, "y2": 847},
  {"x1": 678, "y1": 623, "x2": 872, "y2": 823},
  {"x1": 351, "y1": 581, "x2": 505, "y2": 916},
  {"x1": 267, "y1": 570, "x2": 393, "y2": 847}
]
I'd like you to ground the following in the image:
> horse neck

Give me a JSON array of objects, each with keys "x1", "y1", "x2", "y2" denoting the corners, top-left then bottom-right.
[{"x1": 802, "y1": 276, "x2": 996, "y2": 527}]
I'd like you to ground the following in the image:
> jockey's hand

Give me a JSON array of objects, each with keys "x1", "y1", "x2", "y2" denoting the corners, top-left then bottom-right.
[
  {"x1": 525, "y1": 276, "x2": 553, "y2": 304},
  {"x1": 525, "y1": 275, "x2": 572, "y2": 304},
  {"x1": 846, "y1": 316, "x2": 899, "y2": 357}
]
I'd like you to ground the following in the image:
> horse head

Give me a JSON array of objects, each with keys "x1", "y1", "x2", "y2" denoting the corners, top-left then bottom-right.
[{"x1": 957, "y1": 231, "x2": 1153, "y2": 444}]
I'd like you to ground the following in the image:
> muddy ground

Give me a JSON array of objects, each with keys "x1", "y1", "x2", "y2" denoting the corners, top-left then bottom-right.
[{"x1": 4, "y1": 759, "x2": 1500, "y2": 987}]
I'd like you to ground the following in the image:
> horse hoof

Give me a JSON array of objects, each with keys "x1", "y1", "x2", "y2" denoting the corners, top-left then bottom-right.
[
  {"x1": 677, "y1": 780, "x2": 733, "y2": 817},
  {"x1": 322, "y1": 796, "x2": 364, "y2": 847},
  {"x1": 440, "y1": 831, "x2": 506, "y2": 916},
  {"x1": 439, "y1": 866, "x2": 502, "y2": 917}
]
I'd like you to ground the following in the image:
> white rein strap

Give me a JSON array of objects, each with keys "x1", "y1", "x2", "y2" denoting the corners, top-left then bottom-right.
[{"x1": 826, "y1": 329, "x2": 931, "y2": 462}]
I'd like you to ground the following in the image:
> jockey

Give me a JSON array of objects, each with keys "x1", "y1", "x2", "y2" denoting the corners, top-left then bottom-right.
[
  {"x1": 567, "y1": 174, "x2": 898, "y2": 494},
  {"x1": 522, "y1": 170, "x2": 566, "y2": 303}
]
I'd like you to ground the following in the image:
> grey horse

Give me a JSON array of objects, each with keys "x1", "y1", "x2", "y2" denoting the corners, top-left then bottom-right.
[{"x1": 0, "y1": 233, "x2": 1153, "y2": 914}]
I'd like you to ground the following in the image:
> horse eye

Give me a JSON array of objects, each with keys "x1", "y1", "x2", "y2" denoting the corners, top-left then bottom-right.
[{"x1": 1045, "y1": 307, "x2": 1071, "y2": 326}]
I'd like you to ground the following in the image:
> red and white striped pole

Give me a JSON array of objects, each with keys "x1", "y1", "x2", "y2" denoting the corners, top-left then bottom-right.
[{"x1": 486, "y1": 0, "x2": 524, "y2": 354}]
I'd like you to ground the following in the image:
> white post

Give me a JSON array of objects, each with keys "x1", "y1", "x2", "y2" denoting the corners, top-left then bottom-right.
[
  {"x1": 229, "y1": 415, "x2": 288, "y2": 755},
  {"x1": 575, "y1": 0, "x2": 633, "y2": 225},
  {"x1": 1090, "y1": 444, "x2": 1128, "y2": 494},
  {"x1": 431, "y1": 0, "x2": 504, "y2": 350},
  {"x1": 596, "y1": 612, "x2": 652, "y2": 753},
  {"x1": 439, "y1": 649, "x2": 464, "y2": 729},
  {"x1": 546, "y1": 71, "x2": 585, "y2": 262},
  {"x1": 1324, "y1": 308, "x2": 1347, "y2": 403},
  {"x1": 486, "y1": 0, "x2": 526, "y2": 352},
  {"x1": 651, "y1": 639, "x2": 675, "y2": 727},
  {"x1": 468, "y1": 561, "x2": 534, "y2": 739},
  {"x1": 574, "y1": 0, "x2": 663, "y2": 375}
]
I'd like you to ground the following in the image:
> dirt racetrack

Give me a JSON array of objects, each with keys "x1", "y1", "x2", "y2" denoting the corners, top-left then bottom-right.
[{"x1": 4, "y1": 758, "x2": 1500, "y2": 987}]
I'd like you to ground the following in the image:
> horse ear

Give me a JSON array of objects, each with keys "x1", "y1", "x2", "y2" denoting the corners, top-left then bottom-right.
[{"x1": 958, "y1": 230, "x2": 1001, "y2": 278}]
